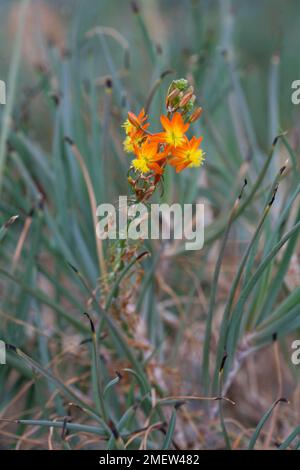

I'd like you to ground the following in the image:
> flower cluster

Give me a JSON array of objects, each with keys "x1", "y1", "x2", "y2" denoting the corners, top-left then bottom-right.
[{"x1": 122, "y1": 79, "x2": 204, "y2": 177}]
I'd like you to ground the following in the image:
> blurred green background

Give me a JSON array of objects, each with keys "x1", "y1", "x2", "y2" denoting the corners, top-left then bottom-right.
[{"x1": 0, "y1": 0, "x2": 300, "y2": 450}]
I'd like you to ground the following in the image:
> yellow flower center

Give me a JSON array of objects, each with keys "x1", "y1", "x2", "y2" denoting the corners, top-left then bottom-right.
[
  {"x1": 123, "y1": 136, "x2": 134, "y2": 153},
  {"x1": 122, "y1": 119, "x2": 134, "y2": 135},
  {"x1": 188, "y1": 149, "x2": 204, "y2": 167},
  {"x1": 165, "y1": 130, "x2": 185, "y2": 147},
  {"x1": 132, "y1": 157, "x2": 149, "y2": 174}
]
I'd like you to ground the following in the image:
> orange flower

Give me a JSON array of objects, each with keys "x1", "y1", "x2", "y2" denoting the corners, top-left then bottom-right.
[
  {"x1": 122, "y1": 109, "x2": 149, "y2": 153},
  {"x1": 151, "y1": 112, "x2": 189, "y2": 147},
  {"x1": 123, "y1": 109, "x2": 149, "y2": 136},
  {"x1": 169, "y1": 136, "x2": 204, "y2": 172},
  {"x1": 132, "y1": 139, "x2": 167, "y2": 175},
  {"x1": 127, "y1": 109, "x2": 149, "y2": 130}
]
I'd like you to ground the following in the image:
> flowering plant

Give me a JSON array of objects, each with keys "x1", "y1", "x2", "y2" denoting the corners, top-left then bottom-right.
[{"x1": 123, "y1": 79, "x2": 204, "y2": 199}]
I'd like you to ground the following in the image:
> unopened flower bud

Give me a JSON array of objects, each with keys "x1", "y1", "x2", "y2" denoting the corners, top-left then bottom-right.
[
  {"x1": 189, "y1": 106, "x2": 202, "y2": 123},
  {"x1": 173, "y1": 78, "x2": 188, "y2": 91},
  {"x1": 166, "y1": 87, "x2": 180, "y2": 108},
  {"x1": 179, "y1": 88, "x2": 195, "y2": 107},
  {"x1": 127, "y1": 111, "x2": 141, "y2": 128}
]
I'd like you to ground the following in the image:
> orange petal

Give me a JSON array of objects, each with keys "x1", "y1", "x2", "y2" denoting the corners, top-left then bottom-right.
[
  {"x1": 149, "y1": 162, "x2": 164, "y2": 175},
  {"x1": 160, "y1": 115, "x2": 172, "y2": 131},
  {"x1": 172, "y1": 112, "x2": 189, "y2": 133},
  {"x1": 149, "y1": 132, "x2": 167, "y2": 143}
]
